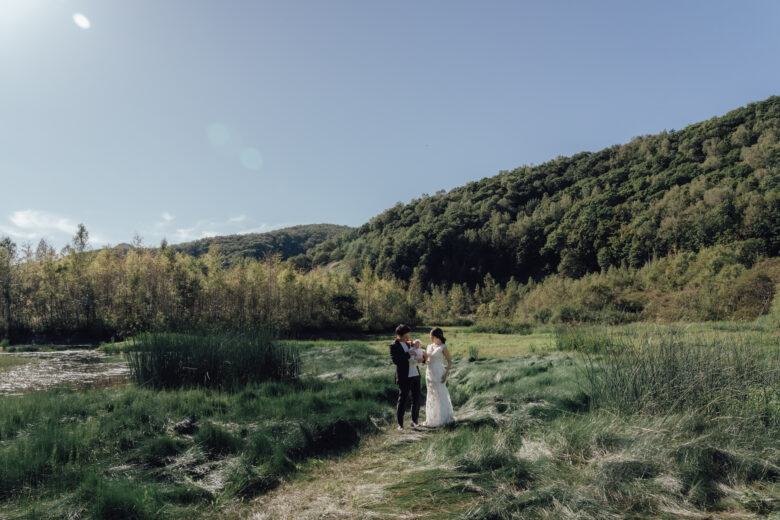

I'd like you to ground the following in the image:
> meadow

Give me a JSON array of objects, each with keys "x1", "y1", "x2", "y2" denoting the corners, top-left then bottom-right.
[{"x1": 0, "y1": 318, "x2": 777, "y2": 519}]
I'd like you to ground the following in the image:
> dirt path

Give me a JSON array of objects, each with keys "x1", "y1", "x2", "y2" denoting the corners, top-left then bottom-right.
[{"x1": 239, "y1": 426, "x2": 481, "y2": 520}]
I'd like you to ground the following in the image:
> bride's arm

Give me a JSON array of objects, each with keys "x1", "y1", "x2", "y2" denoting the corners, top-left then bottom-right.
[{"x1": 441, "y1": 346, "x2": 452, "y2": 383}]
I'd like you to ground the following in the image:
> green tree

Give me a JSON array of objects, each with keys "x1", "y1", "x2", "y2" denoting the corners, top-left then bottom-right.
[
  {"x1": 0, "y1": 238, "x2": 17, "y2": 338},
  {"x1": 72, "y1": 223, "x2": 89, "y2": 253}
]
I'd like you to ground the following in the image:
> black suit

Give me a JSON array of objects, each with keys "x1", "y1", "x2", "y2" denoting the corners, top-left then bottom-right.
[{"x1": 389, "y1": 339, "x2": 422, "y2": 427}]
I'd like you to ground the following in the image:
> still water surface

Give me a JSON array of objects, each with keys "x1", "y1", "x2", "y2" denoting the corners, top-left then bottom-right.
[{"x1": 0, "y1": 350, "x2": 129, "y2": 396}]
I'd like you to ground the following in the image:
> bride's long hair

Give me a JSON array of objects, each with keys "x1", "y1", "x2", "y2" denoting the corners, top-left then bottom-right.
[{"x1": 430, "y1": 327, "x2": 446, "y2": 345}]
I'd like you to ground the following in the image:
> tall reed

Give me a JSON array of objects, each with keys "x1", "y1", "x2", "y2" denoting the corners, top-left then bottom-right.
[
  {"x1": 568, "y1": 327, "x2": 780, "y2": 426},
  {"x1": 126, "y1": 331, "x2": 300, "y2": 389}
]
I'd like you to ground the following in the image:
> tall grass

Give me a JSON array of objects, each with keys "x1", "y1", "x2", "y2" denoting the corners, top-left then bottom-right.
[
  {"x1": 420, "y1": 338, "x2": 779, "y2": 519},
  {"x1": 126, "y1": 331, "x2": 300, "y2": 389},
  {"x1": 554, "y1": 325, "x2": 616, "y2": 354},
  {"x1": 564, "y1": 327, "x2": 780, "y2": 425}
]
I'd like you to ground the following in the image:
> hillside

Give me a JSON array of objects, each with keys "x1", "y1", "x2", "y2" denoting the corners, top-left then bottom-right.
[
  {"x1": 307, "y1": 96, "x2": 780, "y2": 286},
  {"x1": 172, "y1": 224, "x2": 352, "y2": 262}
]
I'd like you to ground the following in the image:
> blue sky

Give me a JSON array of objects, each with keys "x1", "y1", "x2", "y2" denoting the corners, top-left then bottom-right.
[{"x1": 1, "y1": 1, "x2": 779, "y2": 249}]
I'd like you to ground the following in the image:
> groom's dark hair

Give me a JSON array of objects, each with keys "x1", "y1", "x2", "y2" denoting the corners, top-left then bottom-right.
[{"x1": 395, "y1": 324, "x2": 411, "y2": 337}]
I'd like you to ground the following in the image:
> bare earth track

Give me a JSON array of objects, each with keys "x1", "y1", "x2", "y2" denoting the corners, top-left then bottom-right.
[{"x1": 244, "y1": 426, "x2": 480, "y2": 520}]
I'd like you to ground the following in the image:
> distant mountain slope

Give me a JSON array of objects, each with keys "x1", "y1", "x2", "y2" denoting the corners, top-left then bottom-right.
[
  {"x1": 173, "y1": 224, "x2": 352, "y2": 261},
  {"x1": 308, "y1": 96, "x2": 780, "y2": 286}
]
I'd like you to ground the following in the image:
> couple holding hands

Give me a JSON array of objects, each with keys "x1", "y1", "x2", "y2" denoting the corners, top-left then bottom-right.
[{"x1": 389, "y1": 325, "x2": 456, "y2": 429}]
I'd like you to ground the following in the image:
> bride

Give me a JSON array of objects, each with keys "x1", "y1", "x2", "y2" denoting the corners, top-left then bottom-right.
[{"x1": 422, "y1": 327, "x2": 456, "y2": 427}]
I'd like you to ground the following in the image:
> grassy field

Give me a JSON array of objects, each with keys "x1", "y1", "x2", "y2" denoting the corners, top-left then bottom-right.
[
  {"x1": 251, "y1": 321, "x2": 780, "y2": 519},
  {"x1": 363, "y1": 326, "x2": 556, "y2": 358},
  {"x1": 0, "y1": 338, "x2": 397, "y2": 519},
  {"x1": 1, "y1": 320, "x2": 778, "y2": 519}
]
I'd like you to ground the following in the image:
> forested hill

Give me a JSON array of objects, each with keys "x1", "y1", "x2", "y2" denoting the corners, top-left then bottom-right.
[
  {"x1": 173, "y1": 224, "x2": 352, "y2": 262},
  {"x1": 307, "y1": 96, "x2": 780, "y2": 286}
]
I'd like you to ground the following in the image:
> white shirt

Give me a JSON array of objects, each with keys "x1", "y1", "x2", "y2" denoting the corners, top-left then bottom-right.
[{"x1": 402, "y1": 342, "x2": 421, "y2": 378}]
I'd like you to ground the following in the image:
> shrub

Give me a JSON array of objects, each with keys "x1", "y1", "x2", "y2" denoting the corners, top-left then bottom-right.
[
  {"x1": 553, "y1": 305, "x2": 582, "y2": 323},
  {"x1": 718, "y1": 269, "x2": 776, "y2": 320},
  {"x1": 469, "y1": 319, "x2": 533, "y2": 335},
  {"x1": 532, "y1": 307, "x2": 553, "y2": 323}
]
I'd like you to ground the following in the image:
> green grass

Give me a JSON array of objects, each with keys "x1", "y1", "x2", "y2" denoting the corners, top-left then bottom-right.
[
  {"x1": 409, "y1": 323, "x2": 779, "y2": 519},
  {"x1": 79, "y1": 474, "x2": 157, "y2": 520},
  {"x1": 194, "y1": 422, "x2": 243, "y2": 456},
  {"x1": 286, "y1": 339, "x2": 391, "y2": 381},
  {"x1": 0, "y1": 347, "x2": 396, "y2": 518},
  {"x1": 259, "y1": 321, "x2": 779, "y2": 519},
  {"x1": 3, "y1": 322, "x2": 779, "y2": 519},
  {"x1": 98, "y1": 339, "x2": 133, "y2": 354},
  {"x1": 361, "y1": 326, "x2": 555, "y2": 358}
]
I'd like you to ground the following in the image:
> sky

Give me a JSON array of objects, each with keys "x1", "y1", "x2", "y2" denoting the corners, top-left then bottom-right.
[{"x1": 1, "y1": 0, "x2": 779, "y2": 249}]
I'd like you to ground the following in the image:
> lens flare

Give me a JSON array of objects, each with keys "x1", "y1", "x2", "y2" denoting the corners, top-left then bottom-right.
[
  {"x1": 73, "y1": 13, "x2": 91, "y2": 29},
  {"x1": 206, "y1": 123, "x2": 230, "y2": 146},
  {"x1": 240, "y1": 148, "x2": 264, "y2": 170}
]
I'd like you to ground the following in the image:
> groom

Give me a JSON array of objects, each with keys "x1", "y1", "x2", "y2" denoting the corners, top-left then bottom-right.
[{"x1": 389, "y1": 324, "x2": 423, "y2": 430}]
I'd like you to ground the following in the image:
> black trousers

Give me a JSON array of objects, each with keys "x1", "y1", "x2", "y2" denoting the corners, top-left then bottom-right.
[{"x1": 396, "y1": 375, "x2": 421, "y2": 427}]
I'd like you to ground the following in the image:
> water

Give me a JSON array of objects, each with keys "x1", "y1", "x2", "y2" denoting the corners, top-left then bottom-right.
[{"x1": 0, "y1": 350, "x2": 129, "y2": 396}]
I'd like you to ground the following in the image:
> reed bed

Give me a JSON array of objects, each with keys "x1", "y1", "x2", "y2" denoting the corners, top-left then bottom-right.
[
  {"x1": 560, "y1": 326, "x2": 780, "y2": 426},
  {"x1": 126, "y1": 331, "x2": 300, "y2": 389}
]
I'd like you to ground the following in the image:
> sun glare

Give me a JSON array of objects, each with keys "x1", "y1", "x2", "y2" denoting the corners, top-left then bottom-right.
[
  {"x1": 73, "y1": 12, "x2": 91, "y2": 29},
  {"x1": 0, "y1": 0, "x2": 43, "y2": 27}
]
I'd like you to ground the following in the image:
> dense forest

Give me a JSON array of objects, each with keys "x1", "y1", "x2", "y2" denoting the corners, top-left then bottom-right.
[
  {"x1": 306, "y1": 96, "x2": 780, "y2": 286},
  {"x1": 172, "y1": 224, "x2": 351, "y2": 262},
  {"x1": 2, "y1": 96, "x2": 780, "y2": 341}
]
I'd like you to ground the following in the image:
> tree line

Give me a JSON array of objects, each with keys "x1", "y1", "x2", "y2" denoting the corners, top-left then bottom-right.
[
  {"x1": 1, "y1": 224, "x2": 776, "y2": 342},
  {"x1": 0, "y1": 225, "x2": 416, "y2": 341}
]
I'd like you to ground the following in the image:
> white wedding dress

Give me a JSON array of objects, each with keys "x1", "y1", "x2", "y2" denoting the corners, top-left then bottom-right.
[{"x1": 423, "y1": 343, "x2": 456, "y2": 427}]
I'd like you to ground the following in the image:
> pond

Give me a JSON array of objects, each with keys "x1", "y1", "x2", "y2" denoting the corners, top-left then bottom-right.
[{"x1": 0, "y1": 350, "x2": 129, "y2": 396}]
